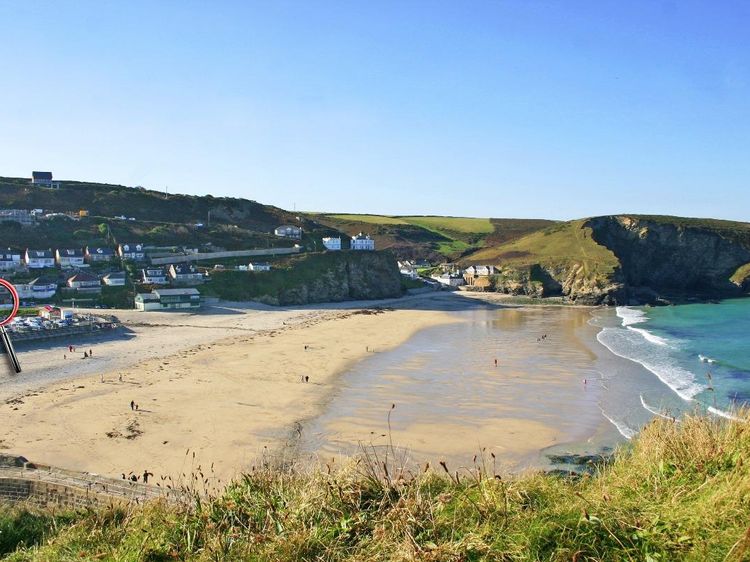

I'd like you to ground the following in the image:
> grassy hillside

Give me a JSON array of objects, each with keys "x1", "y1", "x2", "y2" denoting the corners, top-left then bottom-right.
[
  {"x1": 311, "y1": 213, "x2": 554, "y2": 261},
  {"x1": 0, "y1": 176, "x2": 340, "y2": 251},
  {"x1": 2, "y1": 413, "x2": 749, "y2": 560},
  {"x1": 466, "y1": 219, "x2": 619, "y2": 276}
]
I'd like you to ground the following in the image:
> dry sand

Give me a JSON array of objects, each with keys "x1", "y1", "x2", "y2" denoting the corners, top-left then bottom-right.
[
  {"x1": 1, "y1": 297, "x2": 456, "y2": 484},
  {"x1": 0, "y1": 292, "x2": 609, "y2": 485}
]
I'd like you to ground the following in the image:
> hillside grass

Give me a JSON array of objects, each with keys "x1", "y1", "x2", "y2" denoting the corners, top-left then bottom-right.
[
  {"x1": 2, "y1": 413, "x2": 750, "y2": 560},
  {"x1": 731, "y1": 262, "x2": 750, "y2": 286},
  {"x1": 316, "y1": 214, "x2": 552, "y2": 261},
  {"x1": 467, "y1": 220, "x2": 620, "y2": 276}
]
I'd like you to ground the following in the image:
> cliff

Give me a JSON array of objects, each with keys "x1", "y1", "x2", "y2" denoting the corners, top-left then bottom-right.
[
  {"x1": 465, "y1": 215, "x2": 750, "y2": 305},
  {"x1": 204, "y1": 251, "x2": 403, "y2": 306}
]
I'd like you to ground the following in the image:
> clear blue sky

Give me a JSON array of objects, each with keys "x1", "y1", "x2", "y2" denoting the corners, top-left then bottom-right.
[{"x1": 1, "y1": 1, "x2": 748, "y2": 221}]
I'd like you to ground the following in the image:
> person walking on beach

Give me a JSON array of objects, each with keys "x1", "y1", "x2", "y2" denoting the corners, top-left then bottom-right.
[
  {"x1": 143, "y1": 470, "x2": 153, "y2": 484},
  {"x1": 89, "y1": 348, "x2": 93, "y2": 357},
  {"x1": 130, "y1": 400, "x2": 135, "y2": 411},
  {"x1": 494, "y1": 358, "x2": 498, "y2": 367},
  {"x1": 83, "y1": 351, "x2": 88, "y2": 359}
]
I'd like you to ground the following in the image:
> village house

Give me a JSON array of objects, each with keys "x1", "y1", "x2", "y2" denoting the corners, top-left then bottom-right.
[
  {"x1": 463, "y1": 265, "x2": 496, "y2": 286},
  {"x1": 431, "y1": 272, "x2": 465, "y2": 287},
  {"x1": 0, "y1": 249, "x2": 23, "y2": 271},
  {"x1": 135, "y1": 288, "x2": 201, "y2": 311},
  {"x1": 31, "y1": 171, "x2": 59, "y2": 188},
  {"x1": 39, "y1": 305, "x2": 65, "y2": 321},
  {"x1": 118, "y1": 243, "x2": 146, "y2": 261},
  {"x1": 25, "y1": 249, "x2": 55, "y2": 269},
  {"x1": 322, "y1": 237, "x2": 342, "y2": 251},
  {"x1": 351, "y1": 233, "x2": 375, "y2": 251},
  {"x1": 168, "y1": 262, "x2": 204, "y2": 284},
  {"x1": 0, "y1": 209, "x2": 36, "y2": 227},
  {"x1": 248, "y1": 262, "x2": 271, "y2": 272},
  {"x1": 67, "y1": 271, "x2": 102, "y2": 294},
  {"x1": 85, "y1": 247, "x2": 115, "y2": 263},
  {"x1": 102, "y1": 271, "x2": 127, "y2": 286},
  {"x1": 14, "y1": 277, "x2": 58, "y2": 300},
  {"x1": 398, "y1": 261, "x2": 419, "y2": 279},
  {"x1": 141, "y1": 267, "x2": 168, "y2": 284},
  {"x1": 56, "y1": 248, "x2": 85, "y2": 268},
  {"x1": 274, "y1": 224, "x2": 302, "y2": 239}
]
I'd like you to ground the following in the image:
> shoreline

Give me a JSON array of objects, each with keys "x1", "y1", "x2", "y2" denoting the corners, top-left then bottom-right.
[{"x1": 1, "y1": 298, "x2": 458, "y2": 484}]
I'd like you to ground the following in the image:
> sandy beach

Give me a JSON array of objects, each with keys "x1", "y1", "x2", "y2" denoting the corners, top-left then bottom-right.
[
  {"x1": 1, "y1": 293, "x2": 620, "y2": 485},
  {"x1": 1, "y1": 295, "x2": 458, "y2": 484}
]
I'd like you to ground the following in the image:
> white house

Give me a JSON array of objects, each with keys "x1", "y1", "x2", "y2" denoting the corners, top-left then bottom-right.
[
  {"x1": 67, "y1": 271, "x2": 102, "y2": 293},
  {"x1": 141, "y1": 267, "x2": 168, "y2": 284},
  {"x1": 322, "y1": 237, "x2": 341, "y2": 251},
  {"x1": 118, "y1": 243, "x2": 146, "y2": 261},
  {"x1": 431, "y1": 272, "x2": 465, "y2": 287},
  {"x1": 398, "y1": 261, "x2": 419, "y2": 279},
  {"x1": 25, "y1": 249, "x2": 55, "y2": 269},
  {"x1": 14, "y1": 277, "x2": 58, "y2": 300},
  {"x1": 135, "y1": 288, "x2": 201, "y2": 311},
  {"x1": 0, "y1": 249, "x2": 23, "y2": 271},
  {"x1": 56, "y1": 248, "x2": 85, "y2": 268},
  {"x1": 274, "y1": 225, "x2": 302, "y2": 239},
  {"x1": 102, "y1": 272, "x2": 127, "y2": 286},
  {"x1": 351, "y1": 233, "x2": 375, "y2": 251},
  {"x1": 85, "y1": 247, "x2": 115, "y2": 262},
  {"x1": 0, "y1": 209, "x2": 36, "y2": 226},
  {"x1": 248, "y1": 262, "x2": 271, "y2": 272},
  {"x1": 168, "y1": 263, "x2": 204, "y2": 284},
  {"x1": 464, "y1": 265, "x2": 496, "y2": 277}
]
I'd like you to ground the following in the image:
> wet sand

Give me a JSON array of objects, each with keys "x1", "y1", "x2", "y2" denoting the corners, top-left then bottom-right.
[
  {"x1": 1, "y1": 293, "x2": 624, "y2": 484},
  {"x1": 300, "y1": 305, "x2": 620, "y2": 471}
]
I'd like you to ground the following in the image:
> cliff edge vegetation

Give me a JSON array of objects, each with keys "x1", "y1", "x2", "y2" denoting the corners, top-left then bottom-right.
[
  {"x1": 202, "y1": 251, "x2": 403, "y2": 305},
  {"x1": 464, "y1": 215, "x2": 750, "y2": 304},
  {"x1": 2, "y1": 412, "x2": 749, "y2": 560}
]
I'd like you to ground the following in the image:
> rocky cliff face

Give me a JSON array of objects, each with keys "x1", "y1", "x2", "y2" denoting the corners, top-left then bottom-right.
[
  {"x1": 276, "y1": 251, "x2": 403, "y2": 306},
  {"x1": 587, "y1": 216, "x2": 750, "y2": 303},
  {"x1": 482, "y1": 216, "x2": 750, "y2": 305}
]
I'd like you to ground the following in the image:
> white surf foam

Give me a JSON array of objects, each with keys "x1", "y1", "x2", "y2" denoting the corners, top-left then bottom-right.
[
  {"x1": 616, "y1": 307, "x2": 671, "y2": 347},
  {"x1": 600, "y1": 409, "x2": 637, "y2": 440},
  {"x1": 616, "y1": 306, "x2": 647, "y2": 327},
  {"x1": 708, "y1": 406, "x2": 747, "y2": 422},
  {"x1": 699, "y1": 354, "x2": 717, "y2": 364},
  {"x1": 597, "y1": 327, "x2": 704, "y2": 401},
  {"x1": 639, "y1": 394, "x2": 678, "y2": 421}
]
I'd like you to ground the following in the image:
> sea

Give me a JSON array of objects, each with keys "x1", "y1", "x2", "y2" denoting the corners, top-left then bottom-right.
[{"x1": 594, "y1": 298, "x2": 750, "y2": 437}]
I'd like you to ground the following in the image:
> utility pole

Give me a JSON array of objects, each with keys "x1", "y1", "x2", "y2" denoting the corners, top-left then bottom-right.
[{"x1": 165, "y1": 185, "x2": 169, "y2": 199}]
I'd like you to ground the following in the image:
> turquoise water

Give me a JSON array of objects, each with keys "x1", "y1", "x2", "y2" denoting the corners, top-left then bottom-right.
[{"x1": 596, "y1": 298, "x2": 750, "y2": 424}]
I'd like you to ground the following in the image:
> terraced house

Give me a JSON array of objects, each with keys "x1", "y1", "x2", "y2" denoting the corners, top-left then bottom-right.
[
  {"x1": 0, "y1": 249, "x2": 22, "y2": 271},
  {"x1": 56, "y1": 248, "x2": 85, "y2": 268},
  {"x1": 67, "y1": 271, "x2": 102, "y2": 294},
  {"x1": 118, "y1": 243, "x2": 145, "y2": 261},
  {"x1": 85, "y1": 247, "x2": 115, "y2": 263},
  {"x1": 25, "y1": 249, "x2": 55, "y2": 268}
]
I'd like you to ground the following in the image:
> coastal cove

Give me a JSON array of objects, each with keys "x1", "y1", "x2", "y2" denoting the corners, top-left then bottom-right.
[{"x1": 3, "y1": 294, "x2": 749, "y2": 485}]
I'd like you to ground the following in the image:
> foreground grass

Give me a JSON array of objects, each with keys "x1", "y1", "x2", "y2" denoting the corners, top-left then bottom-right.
[{"x1": 3, "y1": 413, "x2": 750, "y2": 561}]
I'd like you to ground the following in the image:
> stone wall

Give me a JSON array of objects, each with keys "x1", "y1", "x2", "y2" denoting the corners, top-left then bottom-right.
[{"x1": 0, "y1": 454, "x2": 177, "y2": 509}]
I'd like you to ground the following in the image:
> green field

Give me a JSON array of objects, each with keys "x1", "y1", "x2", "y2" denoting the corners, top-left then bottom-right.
[
  {"x1": 316, "y1": 213, "x2": 552, "y2": 261},
  {"x1": 467, "y1": 219, "x2": 620, "y2": 275}
]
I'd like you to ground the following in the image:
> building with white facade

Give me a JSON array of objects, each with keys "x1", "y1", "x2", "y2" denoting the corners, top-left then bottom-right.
[
  {"x1": 56, "y1": 248, "x2": 85, "y2": 268},
  {"x1": 322, "y1": 237, "x2": 341, "y2": 251},
  {"x1": 85, "y1": 247, "x2": 115, "y2": 262},
  {"x1": 118, "y1": 243, "x2": 146, "y2": 261},
  {"x1": 141, "y1": 267, "x2": 168, "y2": 284},
  {"x1": 14, "y1": 277, "x2": 58, "y2": 300},
  {"x1": 248, "y1": 262, "x2": 271, "y2": 272},
  {"x1": 0, "y1": 249, "x2": 23, "y2": 272},
  {"x1": 25, "y1": 249, "x2": 55, "y2": 269},
  {"x1": 102, "y1": 272, "x2": 127, "y2": 286},
  {"x1": 0, "y1": 209, "x2": 36, "y2": 227},
  {"x1": 274, "y1": 225, "x2": 302, "y2": 239},
  {"x1": 350, "y1": 233, "x2": 375, "y2": 251}
]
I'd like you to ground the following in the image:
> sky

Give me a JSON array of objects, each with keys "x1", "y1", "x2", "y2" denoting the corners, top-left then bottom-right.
[{"x1": 0, "y1": 1, "x2": 748, "y2": 221}]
